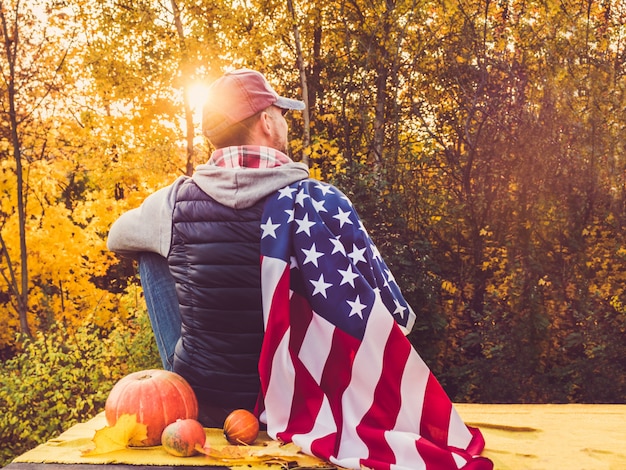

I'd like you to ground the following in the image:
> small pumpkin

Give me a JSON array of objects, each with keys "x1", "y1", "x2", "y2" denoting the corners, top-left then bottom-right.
[
  {"x1": 223, "y1": 409, "x2": 259, "y2": 445},
  {"x1": 105, "y1": 369, "x2": 199, "y2": 446},
  {"x1": 161, "y1": 418, "x2": 207, "y2": 457}
]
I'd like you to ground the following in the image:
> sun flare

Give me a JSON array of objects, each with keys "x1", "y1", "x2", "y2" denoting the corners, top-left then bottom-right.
[{"x1": 186, "y1": 82, "x2": 211, "y2": 124}]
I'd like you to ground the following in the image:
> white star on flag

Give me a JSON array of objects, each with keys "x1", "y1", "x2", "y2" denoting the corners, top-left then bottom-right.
[
  {"x1": 315, "y1": 182, "x2": 334, "y2": 195},
  {"x1": 295, "y1": 190, "x2": 310, "y2": 206},
  {"x1": 278, "y1": 186, "x2": 298, "y2": 199},
  {"x1": 348, "y1": 243, "x2": 367, "y2": 264},
  {"x1": 333, "y1": 207, "x2": 353, "y2": 227},
  {"x1": 310, "y1": 273, "x2": 333, "y2": 298},
  {"x1": 338, "y1": 264, "x2": 360, "y2": 287},
  {"x1": 301, "y1": 242, "x2": 324, "y2": 267},
  {"x1": 311, "y1": 197, "x2": 327, "y2": 212},
  {"x1": 393, "y1": 298, "x2": 407, "y2": 320},
  {"x1": 384, "y1": 268, "x2": 396, "y2": 286},
  {"x1": 260, "y1": 217, "x2": 280, "y2": 239},
  {"x1": 358, "y1": 219, "x2": 367, "y2": 233},
  {"x1": 370, "y1": 243, "x2": 383, "y2": 261},
  {"x1": 295, "y1": 213, "x2": 316, "y2": 236},
  {"x1": 347, "y1": 295, "x2": 366, "y2": 318},
  {"x1": 330, "y1": 237, "x2": 346, "y2": 255}
]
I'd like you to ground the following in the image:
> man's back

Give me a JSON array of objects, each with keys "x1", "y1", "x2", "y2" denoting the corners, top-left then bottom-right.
[{"x1": 169, "y1": 179, "x2": 266, "y2": 425}]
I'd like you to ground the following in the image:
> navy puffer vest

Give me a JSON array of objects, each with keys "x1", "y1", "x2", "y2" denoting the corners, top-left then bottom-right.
[{"x1": 168, "y1": 179, "x2": 265, "y2": 423}]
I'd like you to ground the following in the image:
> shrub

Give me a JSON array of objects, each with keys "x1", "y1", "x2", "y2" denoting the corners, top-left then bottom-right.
[{"x1": 0, "y1": 309, "x2": 160, "y2": 467}]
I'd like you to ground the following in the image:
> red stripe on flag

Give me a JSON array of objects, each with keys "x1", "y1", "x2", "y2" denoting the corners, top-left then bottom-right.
[
  {"x1": 420, "y1": 373, "x2": 453, "y2": 446},
  {"x1": 356, "y1": 324, "x2": 412, "y2": 469},
  {"x1": 258, "y1": 259, "x2": 291, "y2": 394},
  {"x1": 313, "y1": 326, "x2": 361, "y2": 458},
  {"x1": 414, "y1": 437, "x2": 459, "y2": 470},
  {"x1": 276, "y1": 291, "x2": 319, "y2": 441}
]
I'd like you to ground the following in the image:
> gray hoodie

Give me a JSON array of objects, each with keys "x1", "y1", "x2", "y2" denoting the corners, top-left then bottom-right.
[{"x1": 107, "y1": 160, "x2": 309, "y2": 257}]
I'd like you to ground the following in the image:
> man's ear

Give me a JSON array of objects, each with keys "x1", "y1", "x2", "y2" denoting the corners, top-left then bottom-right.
[{"x1": 258, "y1": 110, "x2": 273, "y2": 136}]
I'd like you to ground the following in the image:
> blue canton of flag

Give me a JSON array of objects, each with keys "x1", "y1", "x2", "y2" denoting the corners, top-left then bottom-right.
[{"x1": 260, "y1": 179, "x2": 415, "y2": 339}]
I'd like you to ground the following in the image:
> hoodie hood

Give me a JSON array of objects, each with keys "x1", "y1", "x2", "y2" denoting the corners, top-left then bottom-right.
[{"x1": 192, "y1": 161, "x2": 310, "y2": 210}]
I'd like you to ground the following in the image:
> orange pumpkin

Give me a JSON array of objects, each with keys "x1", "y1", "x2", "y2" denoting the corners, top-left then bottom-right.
[
  {"x1": 161, "y1": 418, "x2": 207, "y2": 457},
  {"x1": 105, "y1": 369, "x2": 199, "y2": 446},
  {"x1": 223, "y1": 409, "x2": 259, "y2": 445}
]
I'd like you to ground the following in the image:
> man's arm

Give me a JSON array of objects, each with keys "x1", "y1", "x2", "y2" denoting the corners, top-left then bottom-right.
[{"x1": 107, "y1": 180, "x2": 183, "y2": 257}]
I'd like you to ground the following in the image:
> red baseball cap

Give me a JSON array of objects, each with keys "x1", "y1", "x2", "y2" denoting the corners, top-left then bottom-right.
[{"x1": 202, "y1": 69, "x2": 305, "y2": 138}]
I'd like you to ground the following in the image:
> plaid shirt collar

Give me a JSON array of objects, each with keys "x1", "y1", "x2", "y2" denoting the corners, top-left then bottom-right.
[{"x1": 208, "y1": 146, "x2": 292, "y2": 169}]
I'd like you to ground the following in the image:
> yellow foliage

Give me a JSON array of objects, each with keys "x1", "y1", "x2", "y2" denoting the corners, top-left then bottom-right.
[
  {"x1": 441, "y1": 280, "x2": 458, "y2": 295},
  {"x1": 309, "y1": 165, "x2": 322, "y2": 181},
  {"x1": 537, "y1": 277, "x2": 551, "y2": 287}
]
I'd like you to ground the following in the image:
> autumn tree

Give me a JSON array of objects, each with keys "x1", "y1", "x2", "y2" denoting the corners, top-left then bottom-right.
[{"x1": 0, "y1": 0, "x2": 77, "y2": 341}]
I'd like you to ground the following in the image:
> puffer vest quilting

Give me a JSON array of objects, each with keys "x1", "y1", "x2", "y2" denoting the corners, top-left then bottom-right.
[{"x1": 168, "y1": 179, "x2": 265, "y2": 416}]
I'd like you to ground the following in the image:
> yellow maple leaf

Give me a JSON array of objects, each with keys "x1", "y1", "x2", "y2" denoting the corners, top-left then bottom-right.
[{"x1": 82, "y1": 414, "x2": 148, "y2": 456}]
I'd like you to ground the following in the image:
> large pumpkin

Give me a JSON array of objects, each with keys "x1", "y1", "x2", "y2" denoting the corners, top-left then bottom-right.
[{"x1": 105, "y1": 369, "x2": 198, "y2": 446}]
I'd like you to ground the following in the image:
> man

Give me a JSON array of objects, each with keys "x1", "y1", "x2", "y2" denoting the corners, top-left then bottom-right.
[
  {"x1": 107, "y1": 69, "x2": 310, "y2": 426},
  {"x1": 108, "y1": 68, "x2": 491, "y2": 469}
]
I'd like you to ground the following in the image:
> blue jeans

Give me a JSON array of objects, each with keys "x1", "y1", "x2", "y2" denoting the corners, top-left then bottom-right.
[{"x1": 139, "y1": 252, "x2": 181, "y2": 371}]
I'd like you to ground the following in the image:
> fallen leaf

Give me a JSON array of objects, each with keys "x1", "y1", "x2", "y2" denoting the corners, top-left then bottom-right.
[
  {"x1": 204, "y1": 445, "x2": 257, "y2": 461},
  {"x1": 82, "y1": 414, "x2": 148, "y2": 456},
  {"x1": 251, "y1": 440, "x2": 303, "y2": 458}
]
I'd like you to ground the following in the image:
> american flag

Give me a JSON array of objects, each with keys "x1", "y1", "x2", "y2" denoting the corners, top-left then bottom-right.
[{"x1": 257, "y1": 180, "x2": 492, "y2": 470}]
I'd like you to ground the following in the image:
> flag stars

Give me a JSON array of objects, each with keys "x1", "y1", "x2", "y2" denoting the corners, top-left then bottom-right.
[
  {"x1": 310, "y1": 273, "x2": 333, "y2": 298},
  {"x1": 289, "y1": 256, "x2": 299, "y2": 270},
  {"x1": 333, "y1": 207, "x2": 353, "y2": 227},
  {"x1": 278, "y1": 186, "x2": 298, "y2": 199},
  {"x1": 295, "y1": 190, "x2": 310, "y2": 207},
  {"x1": 295, "y1": 213, "x2": 316, "y2": 236},
  {"x1": 338, "y1": 264, "x2": 360, "y2": 287},
  {"x1": 393, "y1": 299, "x2": 407, "y2": 320},
  {"x1": 347, "y1": 295, "x2": 367, "y2": 319},
  {"x1": 385, "y1": 268, "x2": 396, "y2": 285},
  {"x1": 311, "y1": 197, "x2": 327, "y2": 213},
  {"x1": 348, "y1": 244, "x2": 367, "y2": 264},
  {"x1": 260, "y1": 217, "x2": 280, "y2": 239},
  {"x1": 330, "y1": 237, "x2": 346, "y2": 255},
  {"x1": 285, "y1": 209, "x2": 295, "y2": 222},
  {"x1": 315, "y1": 182, "x2": 334, "y2": 196},
  {"x1": 302, "y1": 243, "x2": 324, "y2": 267},
  {"x1": 358, "y1": 219, "x2": 367, "y2": 233},
  {"x1": 370, "y1": 243, "x2": 383, "y2": 261}
]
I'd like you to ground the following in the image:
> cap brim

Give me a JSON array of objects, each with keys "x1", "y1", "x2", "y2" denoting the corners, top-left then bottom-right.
[{"x1": 275, "y1": 96, "x2": 305, "y2": 111}]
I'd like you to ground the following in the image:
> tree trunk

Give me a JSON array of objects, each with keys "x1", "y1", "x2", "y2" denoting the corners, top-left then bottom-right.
[
  {"x1": 286, "y1": 0, "x2": 310, "y2": 166},
  {"x1": 170, "y1": 0, "x2": 195, "y2": 176},
  {"x1": 1, "y1": 5, "x2": 32, "y2": 337}
]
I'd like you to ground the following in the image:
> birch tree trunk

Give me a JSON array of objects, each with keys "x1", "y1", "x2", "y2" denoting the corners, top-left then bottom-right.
[{"x1": 286, "y1": 0, "x2": 311, "y2": 166}]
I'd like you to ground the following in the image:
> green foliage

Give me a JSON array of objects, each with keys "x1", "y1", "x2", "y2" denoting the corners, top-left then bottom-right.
[{"x1": 0, "y1": 309, "x2": 160, "y2": 467}]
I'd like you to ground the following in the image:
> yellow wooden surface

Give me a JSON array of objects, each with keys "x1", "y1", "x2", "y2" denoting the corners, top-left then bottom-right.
[
  {"x1": 456, "y1": 403, "x2": 626, "y2": 469},
  {"x1": 11, "y1": 413, "x2": 327, "y2": 469},
  {"x1": 12, "y1": 404, "x2": 626, "y2": 469}
]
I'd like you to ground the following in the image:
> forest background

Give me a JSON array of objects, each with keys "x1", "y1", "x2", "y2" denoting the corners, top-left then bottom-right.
[{"x1": 1, "y1": 0, "x2": 625, "y2": 465}]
